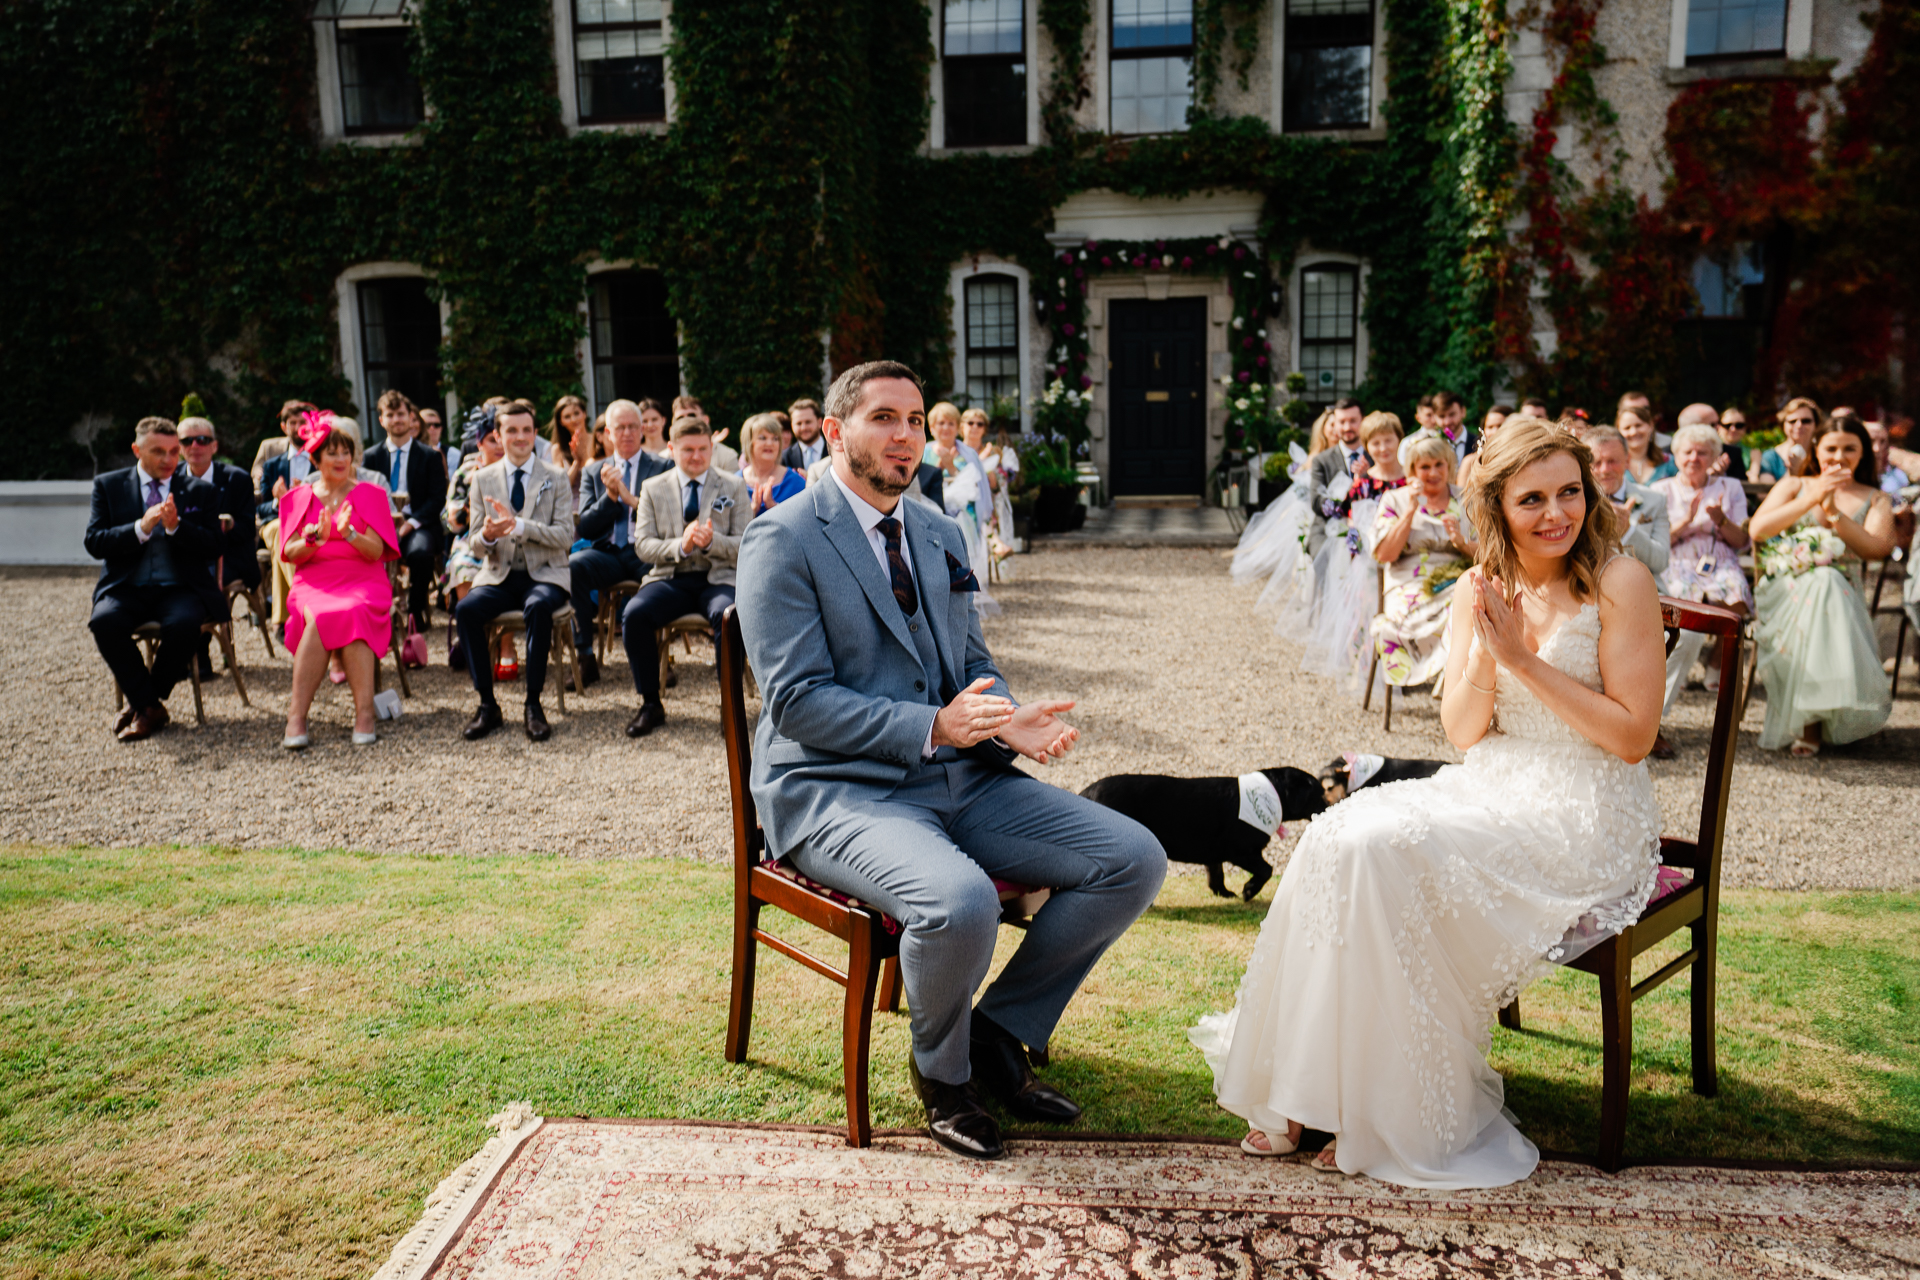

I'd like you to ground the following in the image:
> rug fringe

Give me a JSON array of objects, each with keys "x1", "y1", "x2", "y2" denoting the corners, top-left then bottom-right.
[{"x1": 368, "y1": 1103, "x2": 543, "y2": 1280}]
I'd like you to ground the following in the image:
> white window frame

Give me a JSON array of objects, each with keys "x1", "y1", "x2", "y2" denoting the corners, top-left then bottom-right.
[
  {"x1": 1288, "y1": 254, "x2": 1370, "y2": 398},
  {"x1": 1098, "y1": 0, "x2": 1197, "y2": 136},
  {"x1": 335, "y1": 263, "x2": 454, "y2": 422},
  {"x1": 928, "y1": 0, "x2": 1040, "y2": 152},
  {"x1": 553, "y1": 0, "x2": 676, "y2": 133},
  {"x1": 949, "y1": 258, "x2": 1032, "y2": 432},
  {"x1": 579, "y1": 260, "x2": 685, "y2": 417},
  {"x1": 1271, "y1": 0, "x2": 1388, "y2": 136},
  {"x1": 313, "y1": 15, "x2": 424, "y2": 146},
  {"x1": 1667, "y1": 0, "x2": 1811, "y2": 67}
]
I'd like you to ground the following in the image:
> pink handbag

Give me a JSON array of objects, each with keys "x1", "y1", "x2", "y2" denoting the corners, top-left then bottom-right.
[{"x1": 400, "y1": 617, "x2": 430, "y2": 669}]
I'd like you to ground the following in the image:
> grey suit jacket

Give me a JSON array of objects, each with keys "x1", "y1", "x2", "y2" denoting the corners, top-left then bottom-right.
[
  {"x1": 1614, "y1": 476, "x2": 1671, "y2": 577},
  {"x1": 1306, "y1": 445, "x2": 1362, "y2": 556},
  {"x1": 633, "y1": 467, "x2": 751, "y2": 585},
  {"x1": 467, "y1": 456, "x2": 574, "y2": 589},
  {"x1": 735, "y1": 477, "x2": 1011, "y2": 857}
]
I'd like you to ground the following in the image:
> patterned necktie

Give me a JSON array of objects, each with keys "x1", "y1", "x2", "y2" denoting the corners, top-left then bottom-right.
[
  {"x1": 875, "y1": 517, "x2": 919, "y2": 618},
  {"x1": 510, "y1": 467, "x2": 525, "y2": 514},
  {"x1": 683, "y1": 479, "x2": 700, "y2": 524},
  {"x1": 613, "y1": 459, "x2": 632, "y2": 547},
  {"x1": 146, "y1": 478, "x2": 163, "y2": 509}
]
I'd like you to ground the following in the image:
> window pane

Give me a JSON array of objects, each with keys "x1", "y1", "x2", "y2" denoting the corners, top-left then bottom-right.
[
  {"x1": 1288, "y1": 0, "x2": 1369, "y2": 13},
  {"x1": 578, "y1": 49, "x2": 666, "y2": 121},
  {"x1": 1299, "y1": 343, "x2": 1355, "y2": 399},
  {"x1": 1110, "y1": 54, "x2": 1190, "y2": 134},
  {"x1": 945, "y1": 0, "x2": 1022, "y2": 56},
  {"x1": 965, "y1": 277, "x2": 1019, "y2": 351},
  {"x1": 966, "y1": 353, "x2": 1021, "y2": 406},
  {"x1": 359, "y1": 278, "x2": 440, "y2": 410},
  {"x1": 576, "y1": 0, "x2": 663, "y2": 24},
  {"x1": 1284, "y1": 44, "x2": 1370, "y2": 129},
  {"x1": 1301, "y1": 268, "x2": 1356, "y2": 340},
  {"x1": 1689, "y1": 244, "x2": 1764, "y2": 318},
  {"x1": 589, "y1": 270, "x2": 680, "y2": 408},
  {"x1": 1113, "y1": 0, "x2": 1194, "y2": 48},
  {"x1": 339, "y1": 28, "x2": 422, "y2": 133},
  {"x1": 1685, "y1": 0, "x2": 1786, "y2": 57},
  {"x1": 944, "y1": 57, "x2": 1027, "y2": 146}
]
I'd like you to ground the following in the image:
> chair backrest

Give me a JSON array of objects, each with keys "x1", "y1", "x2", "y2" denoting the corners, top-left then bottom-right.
[
  {"x1": 717, "y1": 608, "x2": 764, "y2": 868},
  {"x1": 1657, "y1": 596, "x2": 1744, "y2": 899}
]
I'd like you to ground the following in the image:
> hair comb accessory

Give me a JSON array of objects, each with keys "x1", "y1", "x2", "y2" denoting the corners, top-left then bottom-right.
[
  {"x1": 461, "y1": 404, "x2": 499, "y2": 453},
  {"x1": 297, "y1": 409, "x2": 337, "y2": 456}
]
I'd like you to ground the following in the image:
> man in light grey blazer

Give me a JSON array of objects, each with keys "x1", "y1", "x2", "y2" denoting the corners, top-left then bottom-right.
[
  {"x1": 621, "y1": 416, "x2": 752, "y2": 739},
  {"x1": 1305, "y1": 397, "x2": 1367, "y2": 556},
  {"x1": 453, "y1": 404, "x2": 575, "y2": 742},
  {"x1": 735, "y1": 361, "x2": 1166, "y2": 1162}
]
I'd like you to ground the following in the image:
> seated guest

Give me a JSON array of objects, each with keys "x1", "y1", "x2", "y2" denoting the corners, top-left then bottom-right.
[
  {"x1": 1653, "y1": 423, "x2": 1752, "y2": 713},
  {"x1": 278, "y1": 418, "x2": 399, "y2": 749},
  {"x1": 1585, "y1": 422, "x2": 1676, "y2": 756},
  {"x1": 86, "y1": 417, "x2": 224, "y2": 741},
  {"x1": 177, "y1": 414, "x2": 262, "y2": 678},
  {"x1": 1457, "y1": 404, "x2": 1513, "y2": 486},
  {"x1": 1619, "y1": 403, "x2": 1666, "y2": 484},
  {"x1": 1867, "y1": 420, "x2": 1910, "y2": 497},
  {"x1": 962, "y1": 408, "x2": 1018, "y2": 559},
  {"x1": 257, "y1": 408, "x2": 324, "y2": 633},
  {"x1": 442, "y1": 406, "x2": 509, "y2": 669},
  {"x1": 781, "y1": 398, "x2": 827, "y2": 473},
  {"x1": 672, "y1": 394, "x2": 740, "y2": 471},
  {"x1": 736, "y1": 360, "x2": 1165, "y2": 1161},
  {"x1": 1749, "y1": 416, "x2": 1896, "y2": 755},
  {"x1": 250, "y1": 399, "x2": 318, "y2": 492},
  {"x1": 739, "y1": 412, "x2": 806, "y2": 514},
  {"x1": 566, "y1": 398, "x2": 675, "y2": 688},
  {"x1": 363, "y1": 388, "x2": 449, "y2": 633},
  {"x1": 1369, "y1": 429, "x2": 1473, "y2": 691},
  {"x1": 418, "y1": 406, "x2": 458, "y2": 478},
  {"x1": 636, "y1": 398, "x2": 670, "y2": 455},
  {"x1": 621, "y1": 416, "x2": 752, "y2": 738},
  {"x1": 1716, "y1": 407, "x2": 1751, "y2": 481},
  {"x1": 1519, "y1": 396, "x2": 1550, "y2": 419},
  {"x1": 454, "y1": 403, "x2": 575, "y2": 743},
  {"x1": 546, "y1": 394, "x2": 592, "y2": 510},
  {"x1": 1657, "y1": 404, "x2": 1720, "y2": 481},
  {"x1": 1752, "y1": 397, "x2": 1821, "y2": 483}
]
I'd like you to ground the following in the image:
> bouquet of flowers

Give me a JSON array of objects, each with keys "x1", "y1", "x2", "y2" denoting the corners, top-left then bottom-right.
[{"x1": 1757, "y1": 525, "x2": 1848, "y2": 579}]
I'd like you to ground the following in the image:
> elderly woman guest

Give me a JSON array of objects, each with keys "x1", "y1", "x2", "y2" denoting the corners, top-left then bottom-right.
[
  {"x1": 1748, "y1": 416, "x2": 1895, "y2": 756},
  {"x1": 961, "y1": 407, "x2": 1018, "y2": 560},
  {"x1": 279, "y1": 419, "x2": 400, "y2": 749},
  {"x1": 1654, "y1": 424, "x2": 1752, "y2": 612},
  {"x1": 1371, "y1": 428, "x2": 1475, "y2": 690},
  {"x1": 925, "y1": 401, "x2": 998, "y2": 615},
  {"x1": 1752, "y1": 397, "x2": 1821, "y2": 483},
  {"x1": 738, "y1": 412, "x2": 805, "y2": 514}
]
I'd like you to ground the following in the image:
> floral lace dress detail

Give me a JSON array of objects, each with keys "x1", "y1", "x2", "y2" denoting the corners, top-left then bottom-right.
[{"x1": 1191, "y1": 601, "x2": 1661, "y2": 1190}]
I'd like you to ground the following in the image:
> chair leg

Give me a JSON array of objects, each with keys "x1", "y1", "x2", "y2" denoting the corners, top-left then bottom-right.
[
  {"x1": 187, "y1": 659, "x2": 207, "y2": 726},
  {"x1": 1597, "y1": 954, "x2": 1633, "y2": 1172},
  {"x1": 1893, "y1": 611, "x2": 1910, "y2": 699},
  {"x1": 553, "y1": 623, "x2": 569, "y2": 715},
  {"x1": 219, "y1": 627, "x2": 250, "y2": 706},
  {"x1": 1691, "y1": 919, "x2": 1719, "y2": 1098},
  {"x1": 1362, "y1": 647, "x2": 1378, "y2": 712},
  {"x1": 724, "y1": 899, "x2": 760, "y2": 1064},
  {"x1": 1497, "y1": 997, "x2": 1521, "y2": 1031},
  {"x1": 876, "y1": 955, "x2": 903, "y2": 1013},
  {"x1": 842, "y1": 921, "x2": 882, "y2": 1148},
  {"x1": 1382, "y1": 682, "x2": 1393, "y2": 732}
]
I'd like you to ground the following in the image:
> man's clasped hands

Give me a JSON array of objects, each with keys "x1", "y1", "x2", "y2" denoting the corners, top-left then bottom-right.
[{"x1": 931, "y1": 676, "x2": 1080, "y2": 765}]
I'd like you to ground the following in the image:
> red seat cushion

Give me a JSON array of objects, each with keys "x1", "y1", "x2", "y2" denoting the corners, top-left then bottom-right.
[
  {"x1": 764, "y1": 858, "x2": 1042, "y2": 937},
  {"x1": 1649, "y1": 866, "x2": 1692, "y2": 905}
]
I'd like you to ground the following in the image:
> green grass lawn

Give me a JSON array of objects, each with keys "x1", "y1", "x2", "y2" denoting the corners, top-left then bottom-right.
[{"x1": 1, "y1": 845, "x2": 1915, "y2": 1279}]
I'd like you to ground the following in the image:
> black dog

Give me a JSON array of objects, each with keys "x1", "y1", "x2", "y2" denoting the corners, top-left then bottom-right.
[
  {"x1": 1079, "y1": 767, "x2": 1326, "y2": 901},
  {"x1": 1316, "y1": 752, "x2": 1448, "y2": 804}
]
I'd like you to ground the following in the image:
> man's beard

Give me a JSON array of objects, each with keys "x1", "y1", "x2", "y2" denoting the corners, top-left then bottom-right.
[{"x1": 847, "y1": 439, "x2": 911, "y2": 498}]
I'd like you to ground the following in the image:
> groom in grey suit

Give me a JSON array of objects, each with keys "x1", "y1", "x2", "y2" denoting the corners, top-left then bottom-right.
[{"x1": 736, "y1": 361, "x2": 1166, "y2": 1161}]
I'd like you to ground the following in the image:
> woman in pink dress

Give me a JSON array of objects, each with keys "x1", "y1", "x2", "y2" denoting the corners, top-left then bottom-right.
[{"x1": 278, "y1": 417, "x2": 399, "y2": 748}]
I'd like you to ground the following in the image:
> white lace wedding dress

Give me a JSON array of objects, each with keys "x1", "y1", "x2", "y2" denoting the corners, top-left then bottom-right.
[{"x1": 1191, "y1": 602, "x2": 1662, "y2": 1189}]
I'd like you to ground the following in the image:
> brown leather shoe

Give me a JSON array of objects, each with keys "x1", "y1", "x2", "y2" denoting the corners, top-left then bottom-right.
[
  {"x1": 113, "y1": 705, "x2": 137, "y2": 735},
  {"x1": 625, "y1": 701, "x2": 666, "y2": 738},
  {"x1": 524, "y1": 700, "x2": 552, "y2": 742},
  {"x1": 118, "y1": 704, "x2": 169, "y2": 742},
  {"x1": 1650, "y1": 733, "x2": 1676, "y2": 761}
]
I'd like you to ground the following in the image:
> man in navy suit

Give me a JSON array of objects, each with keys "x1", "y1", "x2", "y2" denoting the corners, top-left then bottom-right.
[
  {"x1": 362, "y1": 389, "x2": 448, "y2": 630},
  {"x1": 736, "y1": 362, "x2": 1165, "y2": 1161},
  {"x1": 84, "y1": 417, "x2": 224, "y2": 741},
  {"x1": 566, "y1": 397, "x2": 673, "y2": 688},
  {"x1": 176, "y1": 414, "x2": 261, "y2": 678},
  {"x1": 780, "y1": 398, "x2": 828, "y2": 473}
]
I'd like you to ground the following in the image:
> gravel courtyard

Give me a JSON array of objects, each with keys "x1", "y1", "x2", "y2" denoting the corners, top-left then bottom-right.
[{"x1": 5, "y1": 550, "x2": 1915, "y2": 888}]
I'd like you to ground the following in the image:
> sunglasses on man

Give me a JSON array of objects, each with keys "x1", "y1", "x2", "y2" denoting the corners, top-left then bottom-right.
[{"x1": 180, "y1": 435, "x2": 215, "y2": 446}]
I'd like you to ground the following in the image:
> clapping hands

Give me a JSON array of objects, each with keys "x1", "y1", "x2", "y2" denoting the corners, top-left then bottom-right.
[
  {"x1": 1471, "y1": 573, "x2": 1531, "y2": 670},
  {"x1": 681, "y1": 515, "x2": 714, "y2": 553},
  {"x1": 932, "y1": 677, "x2": 1081, "y2": 765},
  {"x1": 481, "y1": 496, "x2": 516, "y2": 542}
]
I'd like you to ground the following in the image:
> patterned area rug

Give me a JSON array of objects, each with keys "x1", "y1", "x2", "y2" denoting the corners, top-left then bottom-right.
[{"x1": 373, "y1": 1112, "x2": 1920, "y2": 1279}]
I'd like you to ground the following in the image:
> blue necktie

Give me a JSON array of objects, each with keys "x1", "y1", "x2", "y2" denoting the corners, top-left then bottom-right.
[
  {"x1": 613, "y1": 460, "x2": 631, "y2": 547},
  {"x1": 390, "y1": 446, "x2": 404, "y2": 492},
  {"x1": 683, "y1": 479, "x2": 700, "y2": 524},
  {"x1": 510, "y1": 467, "x2": 525, "y2": 514}
]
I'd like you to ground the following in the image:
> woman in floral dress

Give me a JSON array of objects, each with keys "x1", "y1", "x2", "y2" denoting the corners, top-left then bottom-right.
[
  {"x1": 1748, "y1": 417, "x2": 1895, "y2": 755},
  {"x1": 1371, "y1": 433, "x2": 1475, "y2": 689}
]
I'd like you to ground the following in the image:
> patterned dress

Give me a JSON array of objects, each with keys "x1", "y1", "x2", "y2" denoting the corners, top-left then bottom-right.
[
  {"x1": 1369, "y1": 488, "x2": 1471, "y2": 687},
  {"x1": 1193, "y1": 597, "x2": 1661, "y2": 1189},
  {"x1": 1652, "y1": 475, "x2": 1752, "y2": 609}
]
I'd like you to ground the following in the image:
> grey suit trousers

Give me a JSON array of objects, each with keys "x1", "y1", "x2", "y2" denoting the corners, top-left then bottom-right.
[{"x1": 790, "y1": 751, "x2": 1166, "y2": 1085}]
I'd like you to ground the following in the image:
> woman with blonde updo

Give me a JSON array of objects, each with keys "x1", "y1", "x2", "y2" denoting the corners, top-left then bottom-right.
[{"x1": 1194, "y1": 417, "x2": 1665, "y2": 1190}]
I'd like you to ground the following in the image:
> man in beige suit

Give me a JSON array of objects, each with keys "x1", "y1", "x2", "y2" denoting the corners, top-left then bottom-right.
[
  {"x1": 622, "y1": 414, "x2": 752, "y2": 738},
  {"x1": 454, "y1": 403, "x2": 575, "y2": 742}
]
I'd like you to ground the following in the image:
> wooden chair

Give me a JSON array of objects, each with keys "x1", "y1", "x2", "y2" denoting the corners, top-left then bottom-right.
[
  {"x1": 718, "y1": 608, "x2": 1044, "y2": 1146},
  {"x1": 1361, "y1": 565, "x2": 1394, "y2": 730},
  {"x1": 593, "y1": 579, "x2": 643, "y2": 665},
  {"x1": 1497, "y1": 597, "x2": 1743, "y2": 1172},
  {"x1": 225, "y1": 578, "x2": 275, "y2": 656},
  {"x1": 483, "y1": 605, "x2": 582, "y2": 713},
  {"x1": 113, "y1": 618, "x2": 250, "y2": 726},
  {"x1": 657, "y1": 612, "x2": 713, "y2": 693}
]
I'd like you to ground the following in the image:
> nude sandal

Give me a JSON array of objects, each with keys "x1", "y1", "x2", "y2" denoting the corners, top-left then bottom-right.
[
  {"x1": 1239, "y1": 1129, "x2": 1299, "y2": 1157},
  {"x1": 1309, "y1": 1142, "x2": 1342, "y2": 1173}
]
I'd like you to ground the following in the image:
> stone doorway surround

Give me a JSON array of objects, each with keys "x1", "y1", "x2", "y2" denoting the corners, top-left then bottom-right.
[{"x1": 1084, "y1": 273, "x2": 1233, "y2": 498}]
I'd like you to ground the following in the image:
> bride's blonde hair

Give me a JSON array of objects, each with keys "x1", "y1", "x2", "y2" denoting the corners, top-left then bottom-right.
[{"x1": 1464, "y1": 415, "x2": 1620, "y2": 601}]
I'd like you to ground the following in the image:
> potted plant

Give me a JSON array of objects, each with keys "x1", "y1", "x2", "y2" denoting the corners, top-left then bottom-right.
[{"x1": 1025, "y1": 379, "x2": 1090, "y2": 533}]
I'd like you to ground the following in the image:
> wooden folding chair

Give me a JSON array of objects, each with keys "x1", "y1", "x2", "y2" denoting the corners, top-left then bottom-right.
[
  {"x1": 1361, "y1": 565, "x2": 1393, "y2": 730},
  {"x1": 1498, "y1": 597, "x2": 1743, "y2": 1172},
  {"x1": 483, "y1": 605, "x2": 582, "y2": 713},
  {"x1": 594, "y1": 579, "x2": 644, "y2": 665},
  {"x1": 225, "y1": 577, "x2": 275, "y2": 656},
  {"x1": 718, "y1": 608, "x2": 1044, "y2": 1146},
  {"x1": 113, "y1": 618, "x2": 250, "y2": 727}
]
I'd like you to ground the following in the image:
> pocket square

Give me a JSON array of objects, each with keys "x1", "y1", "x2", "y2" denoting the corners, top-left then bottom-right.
[
  {"x1": 711, "y1": 495, "x2": 735, "y2": 513},
  {"x1": 945, "y1": 549, "x2": 980, "y2": 593}
]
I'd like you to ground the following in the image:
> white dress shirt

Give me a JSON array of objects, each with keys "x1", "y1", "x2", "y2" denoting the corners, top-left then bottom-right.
[{"x1": 383, "y1": 438, "x2": 413, "y2": 515}]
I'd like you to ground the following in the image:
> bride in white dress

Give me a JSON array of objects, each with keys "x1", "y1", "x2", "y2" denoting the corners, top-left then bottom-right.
[{"x1": 1191, "y1": 418, "x2": 1668, "y2": 1189}]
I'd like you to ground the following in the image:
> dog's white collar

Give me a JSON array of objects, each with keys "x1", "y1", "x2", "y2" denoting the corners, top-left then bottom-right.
[{"x1": 1236, "y1": 772, "x2": 1285, "y2": 839}]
